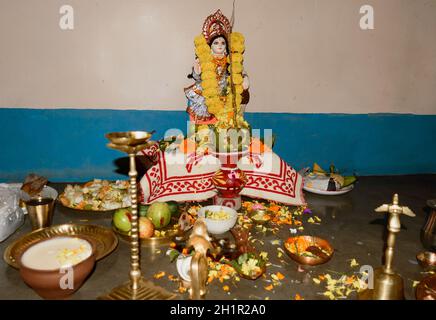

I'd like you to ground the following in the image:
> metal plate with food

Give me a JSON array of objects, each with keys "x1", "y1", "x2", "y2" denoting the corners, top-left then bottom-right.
[
  {"x1": 4, "y1": 223, "x2": 118, "y2": 269},
  {"x1": 284, "y1": 235, "x2": 334, "y2": 266},
  {"x1": 303, "y1": 184, "x2": 354, "y2": 196},
  {"x1": 58, "y1": 179, "x2": 130, "y2": 211},
  {"x1": 112, "y1": 218, "x2": 182, "y2": 247},
  {"x1": 302, "y1": 163, "x2": 356, "y2": 196},
  {"x1": 112, "y1": 202, "x2": 183, "y2": 247}
]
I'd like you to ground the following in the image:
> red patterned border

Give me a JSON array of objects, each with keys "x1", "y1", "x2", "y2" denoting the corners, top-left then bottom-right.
[
  {"x1": 144, "y1": 152, "x2": 216, "y2": 202},
  {"x1": 243, "y1": 160, "x2": 298, "y2": 198}
]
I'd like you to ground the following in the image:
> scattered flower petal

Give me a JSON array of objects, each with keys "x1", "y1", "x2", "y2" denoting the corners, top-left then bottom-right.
[
  {"x1": 349, "y1": 259, "x2": 359, "y2": 268},
  {"x1": 153, "y1": 271, "x2": 166, "y2": 279},
  {"x1": 264, "y1": 284, "x2": 274, "y2": 291}
]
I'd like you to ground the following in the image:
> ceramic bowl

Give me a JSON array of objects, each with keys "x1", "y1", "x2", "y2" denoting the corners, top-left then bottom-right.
[
  {"x1": 18, "y1": 236, "x2": 95, "y2": 299},
  {"x1": 176, "y1": 254, "x2": 192, "y2": 282},
  {"x1": 198, "y1": 205, "x2": 238, "y2": 235}
]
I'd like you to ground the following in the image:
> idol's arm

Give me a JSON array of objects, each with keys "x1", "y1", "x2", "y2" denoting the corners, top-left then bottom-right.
[{"x1": 241, "y1": 71, "x2": 250, "y2": 104}]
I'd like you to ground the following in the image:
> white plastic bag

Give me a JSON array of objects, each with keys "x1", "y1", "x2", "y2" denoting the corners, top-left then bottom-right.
[{"x1": 0, "y1": 184, "x2": 24, "y2": 242}]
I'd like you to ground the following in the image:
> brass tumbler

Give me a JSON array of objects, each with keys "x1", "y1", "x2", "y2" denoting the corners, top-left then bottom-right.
[{"x1": 25, "y1": 197, "x2": 55, "y2": 230}]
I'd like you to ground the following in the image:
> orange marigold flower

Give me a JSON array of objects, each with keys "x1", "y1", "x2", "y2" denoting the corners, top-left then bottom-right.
[
  {"x1": 276, "y1": 272, "x2": 285, "y2": 280},
  {"x1": 264, "y1": 284, "x2": 274, "y2": 291},
  {"x1": 294, "y1": 294, "x2": 304, "y2": 300},
  {"x1": 346, "y1": 276, "x2": 355, "y2": 285},
  {"x1": 153, "y1": 271, "x2": 166, "y2": 279},
  {"x1": 269, "y1": 205, "x2": 280, "y2": 212}
]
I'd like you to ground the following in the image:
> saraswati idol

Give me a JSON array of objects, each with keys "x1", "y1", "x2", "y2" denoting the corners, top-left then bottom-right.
[
  {"x1": 184, "y1": 9, "x2": 252, "y2": 209},
  {"x1": 185, "y1": 9, "x2": 250, "y2": 127}
]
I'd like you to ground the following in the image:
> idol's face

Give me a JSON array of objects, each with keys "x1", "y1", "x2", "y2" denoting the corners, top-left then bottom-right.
[{"x1": 211, "y1": 37, "x2": 226, "y2": 55}]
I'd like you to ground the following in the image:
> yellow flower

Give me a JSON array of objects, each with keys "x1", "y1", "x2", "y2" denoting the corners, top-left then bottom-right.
[
  {"x1": 195, "y1": 45, "x2": 210, "y2": 56},
  {"x1": 234, "y1": 85, "x2": 244, "y2": 94},
  {"x1": 202, "y1": 79, "x2": 216, "y2": 89},
  {"x1": 194, "y1": 34, "x2": 207, "y2": 46},
  {"x1": 230, "y1": 32, "x2": 244, "y2": 43},
  {"x1": 230, "y1": 53, "x2": 243, "y2": 63},
  {"x1": 201, "y1": 70, "x2": 216, "y2": 81},
  {"x1": 202, "y1": 62, "x2": 215, "y2": 71},
  {"x1": 208, "y1": 96, "x2": 221, "y2": 104},
  {"x1": 207, "y1": 102, "x2": 222, "y2": 115},
  {"x1": 228, "y1": 62, "x2": 243, "y2": 73},
  {"x1": 197, "y1": 55, "x2": 212, "y2": 64},
  {"x1": 232, "y1": 74, "x2": 243, "y2": 85},
  {"x1": 231, "y1": 42, "x2": 245, "y2": 53},
  {"x1": 203, "y1": 87, "x2": 218, "y2": 97}
]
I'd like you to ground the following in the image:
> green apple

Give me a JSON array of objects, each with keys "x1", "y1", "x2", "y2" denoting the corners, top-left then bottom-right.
[
  {"x1": 139, "y1": 204, "x2": 149, "y2": 217},
  {"x1": 147, "y1": 202, "x2": 171, "y2": 229},
  {"x1": 113, "y1": 208, "x2": 132, "y2": 232}
]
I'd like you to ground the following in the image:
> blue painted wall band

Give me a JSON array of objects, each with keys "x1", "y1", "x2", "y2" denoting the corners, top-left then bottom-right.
[{"x1": 0, "y1": 108, "x2": 435, "y2": 182}]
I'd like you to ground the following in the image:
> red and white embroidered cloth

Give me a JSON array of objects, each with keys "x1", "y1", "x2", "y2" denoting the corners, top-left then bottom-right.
[{"x1": 138, "y1": 144, "x2": 305, "y2": 206}]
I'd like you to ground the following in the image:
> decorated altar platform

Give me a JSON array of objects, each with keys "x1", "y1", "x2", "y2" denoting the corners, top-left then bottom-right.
[{"x1": 1, "y1": 175, "x2": 434, "y2": 300}]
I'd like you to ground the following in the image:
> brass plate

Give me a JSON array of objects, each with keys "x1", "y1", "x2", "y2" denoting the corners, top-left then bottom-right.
[
  {"x1": 4, "y1": 224, "x2": 118, "y2": 269},
  {"x1": 112, "y1": 222, "x2": 179, "y2": 247}
]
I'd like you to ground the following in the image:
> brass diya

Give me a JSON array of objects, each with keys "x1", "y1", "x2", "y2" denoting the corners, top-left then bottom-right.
[
  {"x1": 4, "y1": 223, "x2": 118, "y2": 269},
  {"x1": 99, "y1": 130, "x2": 177, "y2": 300},
  {"x1": 106, "y1": 131, "x2": 153, "y2": 146},
  {"x1": 249, "y1": 209, "x2": 272, "y2": 225},
  {"x1": 228, "y1": 252, "x2": 267, "y2": 280},
  {"x1": 283, "y1": 235, "x2": 334, "y2": 266},
  {"x1": 234, "y1": 263, "x2": 266, "y2": 280},
  {"x1": 416, "y1": 251, "x2": 436, "y2": 270}
]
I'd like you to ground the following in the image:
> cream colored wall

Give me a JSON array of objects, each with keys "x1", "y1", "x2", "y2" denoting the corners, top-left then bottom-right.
[{"x1": 0, "y1": 0, "x2": 435, "y2": 114}]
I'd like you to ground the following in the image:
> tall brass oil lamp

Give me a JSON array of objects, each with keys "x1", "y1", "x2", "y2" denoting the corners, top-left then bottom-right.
[
  {"x1": 359, "y1": 194, "x2": 415, "y2": 300},
  {"x1": 99, "y1": 131, "x2": 176, "y2": 300}
]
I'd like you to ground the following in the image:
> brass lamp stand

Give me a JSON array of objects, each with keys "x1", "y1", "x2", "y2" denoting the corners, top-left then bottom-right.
[
  {"x1": 99, "y1": 131, "x2": 176, "y2": 300},
  {"x1": 359, "y1": 194, "x2": 415, "y2": 300}
]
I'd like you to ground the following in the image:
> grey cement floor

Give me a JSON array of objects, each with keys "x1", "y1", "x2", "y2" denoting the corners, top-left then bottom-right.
[{"x1": 1, "y1": 175, "x2": 435, "y2": 300}]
